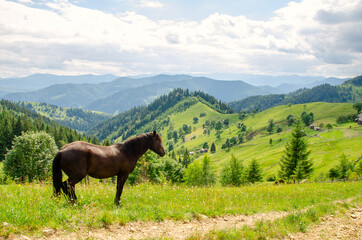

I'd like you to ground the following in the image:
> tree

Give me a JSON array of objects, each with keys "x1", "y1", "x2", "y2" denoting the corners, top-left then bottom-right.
[
  {"x1": 287, "y1": 115, "x2": 295, "y2": 126},
  {"x1": 325, "y1": 123, "x2": 333, "y2": 131},
  {"x1": 269, "y1": 138, "x2": 273, "y2": 145},
  {"x1": 266, "y1": 119, "x2": 275, "y2": 135},
  {"x1": 328, "y1": 167, "x2": 339, "y2": 182},
  {"x1": 215, "y1": 120, "x2": 223, "y2": 130},
  {"x1": 338, "y1": 154, "x2": 351, "y2": 179},
  {"x1": 203, "y1": 142, "x2": 209, "y2": 149},
  {"x1": 193, "y1": 117, "x2": 199, "y2": 124},
  {"x1": 279, "y1": 122, "x2": 313, "y2": 181},
  {"x1": 184, "y1": 155, "x2": 216, "y2": 186},
  {"x1": 220, "y1": 155, "x2": 244, "y2": 186},
  {"x1": 353, "y1": 103, "x2": 362, "y2": 114},
  {"x1": 3, "y1": 131, "x2": 58, "y2": 182},
  {"x1": 181, "y1": 148, "x2": 191, "y2": 167},
  {"x1": 301, "y1": 112, "x2": 314, "y2": 126},
  {"x1": 210, "y1": 142, "x2": 216, "y2": 153},
  {"x1": 246, "y1": 159, "x2": 262, "y2": 183},
  {"x1": 238, "y1": 132, "x2": 244, "y2": 143}
]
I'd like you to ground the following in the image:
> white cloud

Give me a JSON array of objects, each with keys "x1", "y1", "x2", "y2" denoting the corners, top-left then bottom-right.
[
  {"x1": 0, "y1": 0, "x2": 361, "y2": 77},
  {"x1": 139, "y1": 0, "x2": 163, "y2": 8}
]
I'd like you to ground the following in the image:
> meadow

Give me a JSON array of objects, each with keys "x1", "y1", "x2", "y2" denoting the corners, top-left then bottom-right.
[{"x1": 0, "y1": 181, "x2": 361, "y2": 238}]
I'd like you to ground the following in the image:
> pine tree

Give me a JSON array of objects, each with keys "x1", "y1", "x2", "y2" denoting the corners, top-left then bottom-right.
[
  {"x1": 181, "y1": 148, "x2": 191, "y2": 167},
  {"x1": 220, "y1": 155, "x2": 243, "y2": 186},
  {"x1": 210, "y1": 142, "x2": 216, "y2": 153},
  {"x1": 247, "y1": 159, "x2": 262, "y2": 183},
  {"x1": 266, "y1": 119, "x2": 274, "y2": 134},
  {"x1": 279, "y1": 122, "x2": 313, "y2": 181}
]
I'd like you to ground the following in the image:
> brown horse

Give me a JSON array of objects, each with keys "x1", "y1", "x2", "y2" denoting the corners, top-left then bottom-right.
[{"x1": 52, "y1": 130, "x2": 165, "y2": 205}]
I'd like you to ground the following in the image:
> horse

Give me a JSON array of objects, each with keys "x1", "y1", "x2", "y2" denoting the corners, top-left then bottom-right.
[{"x1": 52, "y1": 130, "x2": 165, "y2": 205}]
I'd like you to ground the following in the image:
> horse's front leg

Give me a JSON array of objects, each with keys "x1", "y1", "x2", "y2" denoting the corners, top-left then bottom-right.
[{"x1": 115, "y1": 173, "x2": 129, "y2": 205}]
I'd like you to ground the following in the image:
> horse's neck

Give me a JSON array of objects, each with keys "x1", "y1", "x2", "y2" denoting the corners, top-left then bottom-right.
[{"x1": 123, "y1": 135, "x2": 150, "y2": 160}]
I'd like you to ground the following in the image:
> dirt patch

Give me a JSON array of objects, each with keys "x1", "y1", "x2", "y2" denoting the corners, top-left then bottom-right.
[
  {"x1": 289, "y1": 206, "x2": 361, "y2": 240},
  {"x1": 26, "y1": 211, "x2": 287, "y2": 240}
]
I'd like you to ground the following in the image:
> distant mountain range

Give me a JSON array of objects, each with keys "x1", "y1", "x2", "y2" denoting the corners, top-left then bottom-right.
[
  {"x1": 0, "y1": 74, "x2": 118, "y2": 96},
  {"x1": 2, "y1": 74, "x2": 350, "y2": 115},
  {"x1": 3, "y1": 75, "x2": 268, "y2": 114}
]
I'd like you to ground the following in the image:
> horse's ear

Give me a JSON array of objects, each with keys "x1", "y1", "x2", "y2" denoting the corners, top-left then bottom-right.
[{"x1": 153, "y1": 130, "x2": 157, "y2": 136}]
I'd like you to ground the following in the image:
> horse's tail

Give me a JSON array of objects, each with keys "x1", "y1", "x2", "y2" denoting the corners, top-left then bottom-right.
[{"x1": 52, "y1": 152, "x2": 63, "y2": 196}]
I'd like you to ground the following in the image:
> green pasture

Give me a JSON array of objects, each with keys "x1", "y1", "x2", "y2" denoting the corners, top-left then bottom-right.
[{"x1": 0, "y1": 181, "x2": 361, "y2": 237}]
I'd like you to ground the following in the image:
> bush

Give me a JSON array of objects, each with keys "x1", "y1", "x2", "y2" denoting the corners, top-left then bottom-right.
[
  {"x1": 3, "y1": 131, "x2": 58, "y2": 182},
  {"x1": 184, "y1": 155, "x2": 216, "y2": 186},
  {"x1": 128, "y1": 152, "x2": 185, "y2": 185},
  {"x1": 336, "y1": 114, "x2": 357, "y2": 124}
]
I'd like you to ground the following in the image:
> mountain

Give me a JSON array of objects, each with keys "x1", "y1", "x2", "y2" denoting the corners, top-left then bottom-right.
[
  {"x1": 87, "y1": 88, "x2": 233, "y2": 141},
  {"x1": 229, "y1": 75, "x2": 362, "y2": 112},
  {"x1": 0, "y1": 74, "x2": 118, "y2": 96},
  {"x1": 4, "y1": 75, "x2": 268, "y2": 114},
  {"x1": 199, "y1": 73, "x2": 326, "y2": 86}
]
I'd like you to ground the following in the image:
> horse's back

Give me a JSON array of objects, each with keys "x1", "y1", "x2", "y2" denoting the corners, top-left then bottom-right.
[{"x1": 59, "y1": 141, "x2": 122, "y2": 178}]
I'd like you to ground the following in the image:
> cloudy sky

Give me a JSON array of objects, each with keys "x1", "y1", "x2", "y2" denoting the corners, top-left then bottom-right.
[{"x1": 0, "y1": 0, "x2": 361, "y2": 78}]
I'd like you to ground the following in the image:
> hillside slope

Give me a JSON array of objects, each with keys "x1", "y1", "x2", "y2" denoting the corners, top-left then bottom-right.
[
  {"x1": 19, "y1": 102, "x2": 110, "y2": 132},
  {"x1": 87, "y1": 89, "x2": 233, "y2": 140},
  {"x1": 229, "y1": 75, "x2": 362, "y2": 112}
]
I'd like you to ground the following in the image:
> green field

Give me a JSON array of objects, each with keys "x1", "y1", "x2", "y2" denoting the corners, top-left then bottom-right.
[{"x1": 0, "y1": 181, "x2": 360, "y2": 238}]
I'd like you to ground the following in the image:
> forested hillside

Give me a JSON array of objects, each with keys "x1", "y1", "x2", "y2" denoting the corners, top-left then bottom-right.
[
  {"x1": 229, "y1": 75, "x2": 362, "y2": 112},
  {"x1": 0, "y1": 100, "x2": 99, "y2": 161},
  {"x1": 18, "y1": 102, "x2": 110, "y2": 131},
  {"x1": 87, "y1": 89, "x2": 233, "y2": 141}
]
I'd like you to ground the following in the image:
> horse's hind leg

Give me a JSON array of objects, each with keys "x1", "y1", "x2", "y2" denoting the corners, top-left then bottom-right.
[{"x1": 63, "y1": 175, "x2": 85, "y2": 203}]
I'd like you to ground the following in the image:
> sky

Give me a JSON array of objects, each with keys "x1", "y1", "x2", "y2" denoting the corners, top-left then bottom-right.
[{"x1": 0, "y1": 0, "x2": 361, "y2": 78}]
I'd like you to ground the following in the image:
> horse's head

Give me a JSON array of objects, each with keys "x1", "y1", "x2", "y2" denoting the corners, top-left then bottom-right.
[{"x1": 149, "y1": 130, "x2": 166, "y2": 157}]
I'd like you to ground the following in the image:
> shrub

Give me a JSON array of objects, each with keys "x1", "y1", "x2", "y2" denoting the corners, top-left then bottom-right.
[
  {"x1": 128, "y1": 152, "x2": 185, "y2": 185},
  {"x1": 3, "y1": 131, "x2": 58, "y2": 182},
  {"x1": 336, "y1": 114, "x2": 357, "y2": 124}
]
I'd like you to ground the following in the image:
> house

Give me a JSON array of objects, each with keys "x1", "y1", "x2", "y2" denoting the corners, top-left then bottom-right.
[
  {"x1": 355, "y1": 113, "x2": 362, "y2": 125},
  {"x1": 198, "y1": 148, "x2": 208, "y2": 153}
]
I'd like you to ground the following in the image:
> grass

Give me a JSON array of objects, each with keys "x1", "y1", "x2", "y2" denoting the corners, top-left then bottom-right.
[{"x1": 0, "y1": 181, "x2": 361, "y2": 237}]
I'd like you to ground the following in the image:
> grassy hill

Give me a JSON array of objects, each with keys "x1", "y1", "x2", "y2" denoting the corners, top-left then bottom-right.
[
  {"x1": 229, "y1": 75, "x2": 362, "y2": 112},
  {"x1": 120, "y1": 97, "x2": 361, "y2": 180},
  {"x1": 18, "y1": 102, "x2": 110, "y2": 132}
]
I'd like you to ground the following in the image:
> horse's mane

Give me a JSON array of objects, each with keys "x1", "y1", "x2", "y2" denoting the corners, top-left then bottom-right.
[{"x1": 118, "y1": 133, "x2": 151, "y2": 155}]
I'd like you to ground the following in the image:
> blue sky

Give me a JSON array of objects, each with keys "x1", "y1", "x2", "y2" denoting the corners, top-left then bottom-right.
[
  {"x1": 0, "y1": 0, "x2": 361, "y2": 78},
  {"x1": 73, "y1": 0, "x2": 297, "y2": 21}
]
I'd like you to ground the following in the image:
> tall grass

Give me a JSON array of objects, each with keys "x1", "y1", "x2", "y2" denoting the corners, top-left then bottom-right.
[{"x1": 0, "y1": 181, "x2": 361, "y2": 237}]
